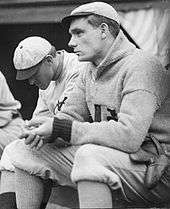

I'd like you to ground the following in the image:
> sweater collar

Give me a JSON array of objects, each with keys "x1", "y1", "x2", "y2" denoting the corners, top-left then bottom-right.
[{"x1": 90, "y1": 30, "x2": 136, "y2": 80}]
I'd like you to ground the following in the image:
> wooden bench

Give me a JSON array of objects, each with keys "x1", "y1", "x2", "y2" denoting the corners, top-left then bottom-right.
[{"x1": 48, "y1": 185, "x2": 170, "y2": 209}]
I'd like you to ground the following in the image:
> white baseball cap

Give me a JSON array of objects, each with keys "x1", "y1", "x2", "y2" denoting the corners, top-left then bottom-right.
[
  {"x1": 13, "y1": 36, "x2": 52, "y2": 80},
  {"x1": 62, "y1": 2, "x2": 120, "y2": 26}
]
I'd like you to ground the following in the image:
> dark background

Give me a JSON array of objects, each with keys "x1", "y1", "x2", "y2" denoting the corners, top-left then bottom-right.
[{"x1": 0, "y1": 23, "x2": 70, "y2": 119}]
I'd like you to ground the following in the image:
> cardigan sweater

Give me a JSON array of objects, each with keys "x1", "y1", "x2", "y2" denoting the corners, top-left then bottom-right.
[{"x1": 52, "y1": 31, "x2": 170, "y2": 153}]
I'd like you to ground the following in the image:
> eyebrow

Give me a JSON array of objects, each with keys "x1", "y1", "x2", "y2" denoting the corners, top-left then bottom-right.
[{"x1": 69, "y1": 28, "x2": 84, "y2": 35}]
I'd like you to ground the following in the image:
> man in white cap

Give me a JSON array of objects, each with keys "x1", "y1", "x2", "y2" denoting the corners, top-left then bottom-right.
[
  {"x1": 2, "y1": 2, "x2": 170, "y2": 208},
  {"x1": 0, "y1": 36, "x2": 87, "y2": 209},
  {"x1": 13, "y1": 36, "x2": 85, "y2": 118}
]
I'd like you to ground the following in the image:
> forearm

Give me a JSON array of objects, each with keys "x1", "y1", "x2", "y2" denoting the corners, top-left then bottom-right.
[{"x1": 50, "y1": 116, "x2": 143, "y2": 152}]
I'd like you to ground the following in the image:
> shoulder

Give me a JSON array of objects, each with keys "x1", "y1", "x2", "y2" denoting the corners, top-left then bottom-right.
[
  {"x1": 122, "y1": 50, "x2": 168, "y2": 104},
  {"x1": 125, "y1": 49, "x2": 166, "y2": 76},
  {"x1": 129, "y1": 49, "x2": 163, "y2": 68}
]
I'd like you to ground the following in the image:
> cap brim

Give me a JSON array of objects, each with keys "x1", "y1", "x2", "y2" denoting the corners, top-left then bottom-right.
[
  {"x1": 16, "y1": 67, "x2": 37, "y2": 80},
  {"x1": 62, "y1": 12, "x2": 93, "y2": 28}
]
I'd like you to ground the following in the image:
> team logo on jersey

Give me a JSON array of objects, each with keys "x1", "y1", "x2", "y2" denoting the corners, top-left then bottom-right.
[
  {"x1": 94, "y1": 104, "x2": 118, "y2": 122},
  {"x1": 56, "y1": 97, "x2": 68, "y2": 111},
  {"x1": 107, "y1": 108, "x2": 118, "y2": 121}
]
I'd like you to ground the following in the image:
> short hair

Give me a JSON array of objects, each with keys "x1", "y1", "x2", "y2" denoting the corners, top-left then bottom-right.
[{"x1": 86, "y1": 14, "x2": 120, "y2": 38}]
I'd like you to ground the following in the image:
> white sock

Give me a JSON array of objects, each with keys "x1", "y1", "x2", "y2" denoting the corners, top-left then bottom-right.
[
  {"x1": 78, "y1": 181, "x2": 112, "y2": 208},
  {"x1": 15, "y1": 168, "x2": 44, "y2": 209},
  {"x1": 0, "y1": 171, "x2": 15, "y2": 194}
]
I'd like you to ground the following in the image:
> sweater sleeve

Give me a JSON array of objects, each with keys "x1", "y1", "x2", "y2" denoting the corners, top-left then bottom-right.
[{"x1": 122, "y1": 53, "x2": 168, "y2": 107}]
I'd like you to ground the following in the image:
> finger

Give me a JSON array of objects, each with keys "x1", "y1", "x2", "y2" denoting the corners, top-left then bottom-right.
[
  {"x1": 27, "y1": 118, "x2": 41, "y2": 127},
  {"x1": 30, "y1": 126, "x2": 49, "y2": 137},
  {"x1": 33, "y1": 118, "x2": 53, "y2": 137},
  {"x1": 20, "y1": 132, "x2": 30, "y2": 139},
  {"x1": 28, "y1": 117, "x2": 48, "y2": 127},
  {"x1": 24, "y1": 133, "x2": 36, "y2": 145},
  {"x1": 29, "y1": 135, "x2": 41, "y2": 149},
  {"x1": 35, "y1": 139, "x2": 44, "y2": 150},
  {"x1": 24, "y1": 120, "x2": 29, "y2": 127}
]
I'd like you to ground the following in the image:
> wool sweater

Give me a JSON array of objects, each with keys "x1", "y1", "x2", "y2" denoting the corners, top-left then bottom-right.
[{"x1": 53, "y1": 31, "x2": 170, "y2": 153}]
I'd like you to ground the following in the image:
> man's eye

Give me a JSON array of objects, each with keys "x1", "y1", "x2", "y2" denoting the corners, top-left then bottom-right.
[{"x1": 76, "y1": 31, "x2": 83, "y2": 37}]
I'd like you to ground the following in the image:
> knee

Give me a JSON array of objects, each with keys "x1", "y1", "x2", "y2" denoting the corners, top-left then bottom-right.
[
  {"x1": 4, "y1": 140, "x2": 25, "y2": 155},
  {"x1": 0, "y1": 140, "x2": 26, "y2": 170},
  {"x1": 71, "y1": 144, "x2": 105, "y2": 183},
  {"x1": 71, "y1": 145, "x2": 126, "y2": 190},
  {"x1": 73, "y1": 144, "x2": 99, "y2": 167}
]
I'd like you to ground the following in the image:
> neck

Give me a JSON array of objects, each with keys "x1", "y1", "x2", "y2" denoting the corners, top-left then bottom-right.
[{"x1": 93, "y1": 37, "x2": 115, "y2": 67}]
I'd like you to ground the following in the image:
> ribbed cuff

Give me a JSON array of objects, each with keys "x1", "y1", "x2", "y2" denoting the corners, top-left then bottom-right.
[
  {"x1": 51, "y1": 117, "x2": 72, "y2": 143},
  {"x1": 0, "y1": 192, "x2": 17, "y2": 209}
]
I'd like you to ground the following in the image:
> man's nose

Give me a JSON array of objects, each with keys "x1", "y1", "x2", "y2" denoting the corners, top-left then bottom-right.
[{"x1": 68, "y1": 36, "x2": 76, "y2": 48}]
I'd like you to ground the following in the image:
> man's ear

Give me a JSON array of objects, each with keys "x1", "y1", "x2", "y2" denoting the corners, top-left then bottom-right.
[{"x1": 100, "y1": 23, "x2": 108, "y2": 39}]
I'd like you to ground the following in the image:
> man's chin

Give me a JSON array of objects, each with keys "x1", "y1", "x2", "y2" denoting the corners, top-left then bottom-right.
[
  {"x1": 39, "y1": 85, "x2": 48, "y2": 90},
  {"x1": 78, "y1": 56, "x2": 88, "y2": 62}
]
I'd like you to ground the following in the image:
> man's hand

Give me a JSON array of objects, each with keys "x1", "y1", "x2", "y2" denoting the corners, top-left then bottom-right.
[{"x1": 21, "y1": 117, "x2": 54, "y2": 150}]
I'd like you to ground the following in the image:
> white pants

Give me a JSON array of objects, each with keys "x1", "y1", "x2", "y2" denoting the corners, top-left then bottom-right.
[{"x1": 1, "y1": 140, "x2": 170, "y2": 206}]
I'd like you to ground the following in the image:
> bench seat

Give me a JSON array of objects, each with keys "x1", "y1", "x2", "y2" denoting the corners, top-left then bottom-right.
[{"x1": 47, "y1": 185, "x2": 170, "y2": 209}]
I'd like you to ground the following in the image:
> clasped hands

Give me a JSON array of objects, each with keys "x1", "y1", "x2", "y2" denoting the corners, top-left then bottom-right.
[{"x1": 21, "y1": 117, "x2": 54, "y2": 150}]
